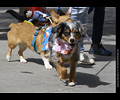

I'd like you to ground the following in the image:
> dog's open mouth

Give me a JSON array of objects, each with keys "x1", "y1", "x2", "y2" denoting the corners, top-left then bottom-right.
[
  {"x1": 62, "y1": 39, "x2": 75, "y2": 48},
  {"x1": 70, "y1": 44, "x2": 75, "y2": 48}
]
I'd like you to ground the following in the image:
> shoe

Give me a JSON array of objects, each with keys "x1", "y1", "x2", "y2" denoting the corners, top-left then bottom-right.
[
  {"x1": 89, "y1": 44, "x2": 112, "y2": 56},
  {"x1": 78, "y1": 51, "x2": 95, "y2": 65}
]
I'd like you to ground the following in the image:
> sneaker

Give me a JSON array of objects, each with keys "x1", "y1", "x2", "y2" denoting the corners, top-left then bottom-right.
[
  {"x1": 89, "y1": 44, "x2": 112, "y2": 56},
  {"x1": 78, "y1": 51, "x2": 95, "y2": 65}
]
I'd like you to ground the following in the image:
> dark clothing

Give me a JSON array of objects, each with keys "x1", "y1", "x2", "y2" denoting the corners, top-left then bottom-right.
[{"x1": 91, "y1": 7, "x2": 105, "y2": 45}]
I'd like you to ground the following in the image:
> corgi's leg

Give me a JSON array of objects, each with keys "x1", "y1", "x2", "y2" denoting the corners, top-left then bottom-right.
[
  {"x1": 6, "y1": 47, "x2": 12, "y2": 61},
  {"x1": 6, "y1": 30, "x2": 18, "y2": 61},
  {"x1": 6, "y1": 45, "x2": 17, "y2": 62},
  {"x1": 41, "y1": 56, "x2": 53, "y2": 69},
  {"x1": 18, "y1": 43, "x2": 27, "y2": 63}
]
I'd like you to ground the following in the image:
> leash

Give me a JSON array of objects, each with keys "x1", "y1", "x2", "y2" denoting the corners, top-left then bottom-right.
[
  {"x1": 41, "y1": 7, "x2": 53, "y2": 24},
  {"x1": 46, "y1": 16, "x2": 53, "y2": 24},
  {"x1": 85, "y1": 33, "x2": 89, "y2": 41}
]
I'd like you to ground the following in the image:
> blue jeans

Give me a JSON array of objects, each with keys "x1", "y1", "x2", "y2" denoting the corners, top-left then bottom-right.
[
  {"x1": 70, "y1": 7, "x2": 89, "y2": 51},
  {"x1": 70, "y1": 7, "x2": 89, "y2": 24}
]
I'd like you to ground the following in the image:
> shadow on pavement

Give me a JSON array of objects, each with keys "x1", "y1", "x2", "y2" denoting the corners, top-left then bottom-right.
[
  {"x1": 6, "y1": 58, "x2": 44, "y2": 66},
  {"x1": 75, "y1": 72, "x2": 110, "y2": 87},
  {"x1": 7, "y1": 53, "x2": 112, "y2": 88},
  {"x1": 26, "y1": 58, "x2": 44, "y2": 65}
]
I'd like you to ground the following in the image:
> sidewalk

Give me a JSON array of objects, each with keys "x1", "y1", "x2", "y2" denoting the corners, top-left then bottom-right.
[
  {"x1": 0, "y1": 33, "x2": 116, "y2": 93},
  {"x1": 0, "y1": 7, "x2": 116, "y2": 93},
  {"x1": 0, "y1": 7, "x2": 19, "y2": 32}
]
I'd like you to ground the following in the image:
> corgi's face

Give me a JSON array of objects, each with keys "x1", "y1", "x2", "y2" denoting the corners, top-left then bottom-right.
[{"x1": 51, "y1": 21, "x2": 84, "y2": 47}]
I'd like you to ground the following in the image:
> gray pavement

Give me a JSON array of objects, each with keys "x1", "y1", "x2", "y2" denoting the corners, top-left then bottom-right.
[{"x1": 0, "y1": 7, "x2": 116, "y2": 93}]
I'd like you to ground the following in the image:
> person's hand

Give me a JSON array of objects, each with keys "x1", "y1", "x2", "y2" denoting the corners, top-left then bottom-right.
[
  {"x1": 26, "y1": 10, "x2": 32, "y2": 18},
  {"x1": 43, "y1": 14, "x2": 47, "y2": 18}
]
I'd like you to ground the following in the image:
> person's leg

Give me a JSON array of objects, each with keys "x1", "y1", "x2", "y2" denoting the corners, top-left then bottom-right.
[
  {"x1": 70, "y1": 7, "x2": 89, "y2": 51},
  {"x1": 70, "y1": 7, "x2": 95, "y2": 64},
  {"x1": 92, "y1": 7, "x2": 105, "y2": 45},
  {"x1": 89, "y1": 7, "x2": 112, "y2": 56},
  {"x1": 19, "y1": 7, "x2": 28, "y2": 16},
  {"x1": 19, "y1": 7, "x2": 28, "y2": 22},
  {"x1": 70, "y1": 7, "x2": 89, "y2": 24}
]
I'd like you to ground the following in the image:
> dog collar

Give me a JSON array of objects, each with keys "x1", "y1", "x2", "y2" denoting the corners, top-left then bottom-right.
[
  {"x1": 52, "y1": 38, "x2": 73, "y2": 55},
  {"x1": 66, "y1": 17, "x2": 73, "y2": 22}
]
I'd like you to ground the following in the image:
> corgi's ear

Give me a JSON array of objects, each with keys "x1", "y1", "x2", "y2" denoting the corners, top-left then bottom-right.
[
  {"x1": 49, "y1": 9, "x2": 59, "y2": 24},
  {"x1": 66, "y1": 11, "x2": 70, "y2": 17}
]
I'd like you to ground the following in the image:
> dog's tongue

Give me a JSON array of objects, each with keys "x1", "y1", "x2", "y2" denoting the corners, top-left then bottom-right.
[{"x1": 52, "y1": 38, "x2": 73, "y2": 54}]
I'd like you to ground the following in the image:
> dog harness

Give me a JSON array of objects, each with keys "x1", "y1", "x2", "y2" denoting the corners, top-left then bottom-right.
[
  {"x1": 41, "y1": 28, "x2": 73, "y2": 54},
  {"x1": 31, "y1": 25, "x2": 48, "y2": 54},
  {"x1": 31, "y1": 26, "x2": 73, "y2": 55},
  {"x1": 42, "y1": 26, "x2": 53, "y2": 51}
]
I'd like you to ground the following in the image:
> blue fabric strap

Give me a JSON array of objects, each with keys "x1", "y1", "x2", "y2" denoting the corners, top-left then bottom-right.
[
  {"x1": 31, "y1": 25, "x2": 47, "y2": 54},
  {"x1": 42, "y1": 26, "x2": 53, "y2": 51},
  {"x1": 33, "y1": 45, "x2": 40, "y2": 55},
  {"x1": 31, "y1": 27, "x2": 41, "y2": 47}
]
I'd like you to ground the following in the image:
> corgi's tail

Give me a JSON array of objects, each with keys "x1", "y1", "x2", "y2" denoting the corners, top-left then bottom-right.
[{"x1": 6, "y1": 10, "x2": 26, "y2": 22}]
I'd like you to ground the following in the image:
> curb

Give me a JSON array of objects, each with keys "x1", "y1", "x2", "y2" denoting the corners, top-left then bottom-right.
[{"x1": 0, "y1": 29, "x2": 10, "y2": 32}]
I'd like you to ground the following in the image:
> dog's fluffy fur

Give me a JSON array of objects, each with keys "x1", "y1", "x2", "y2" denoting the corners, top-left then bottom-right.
[{"x1": 6, "y1": 9, "x2": 84, "y2": 86}]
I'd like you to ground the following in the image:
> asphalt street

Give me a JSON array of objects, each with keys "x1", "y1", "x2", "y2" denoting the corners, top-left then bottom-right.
[{"x1": 0, "y1": 7, "x2": 116, "y2": 93}]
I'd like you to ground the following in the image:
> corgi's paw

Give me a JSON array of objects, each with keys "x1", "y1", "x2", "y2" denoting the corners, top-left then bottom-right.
[
  {"x1": 6, "y1": 55, "x2": 11, "y2": 62},
  {"x1": 20, "y1": 59, "x2": 27, "y2": 63},
  {"x1": 68, "y1": 82, "x2": 75, "y2": 87},
  {"x1": 45, "y1": 64, "x2": 53, "y2": 70},
  {"x1": 42, "y1": 56, "x2": 53, "y2": 70}
]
